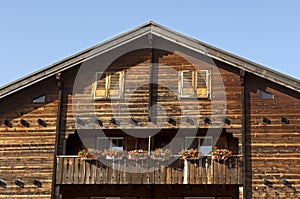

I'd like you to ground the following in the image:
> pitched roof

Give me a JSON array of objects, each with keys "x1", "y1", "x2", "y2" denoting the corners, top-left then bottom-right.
[{"x1": 0, "y1": 21, "x2": 299, "y2": 98}]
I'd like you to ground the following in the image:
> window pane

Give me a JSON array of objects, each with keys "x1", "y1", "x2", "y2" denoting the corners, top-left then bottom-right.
[
  {"x1": 200, "y1": 137, "x2": 212, "y2": 155},
  {"x1": 185, "y1": 137, "x2": 198, "y2": 149},
  {"x1": 259, "y1": 90, "x2": 274, "y2": 99},
  {"x1": 185, "y1": 137, "x2": 212, "y2": 153},
  {"x1": 32, "y1": 95, "x2": 46, "y2": 103},
  {"x1": 200, "y1": 137, "x2": 212, "y2": 146},
  {"x1": 96, "y1": 138, "x2": 110, "y2": 150},
  {"x1": 95, "y1": 73, "x2": 107, "y2": 97},
  {"x1": 111, "y1": 138, "x2": 123, "y2": 150}
]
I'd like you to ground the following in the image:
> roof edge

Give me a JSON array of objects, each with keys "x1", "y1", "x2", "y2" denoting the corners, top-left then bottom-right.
[
  {"x1": 149, "y1": 23, "x2": 300, "y2": 92},
  {"x1": 1, "y1": 21, "x2": 299, "y2": 99}
]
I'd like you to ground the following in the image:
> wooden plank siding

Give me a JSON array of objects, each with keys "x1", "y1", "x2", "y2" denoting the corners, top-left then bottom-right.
[
  {"x1": 0, "y1": 22, "x2": 299, "y2": 199},
  {"x1": 1, "y1": 46, "x2": 299, "y2": 199},
  {"x1": 56, "y1": 156, "x2": 242, "y2": 185},
  {"x1": 62, "y1": 49, "x2": 243, "y2": 137},
  {"x1": 55, "y1": 49, "x2": 244, "y2": 197},
  {"x1": 0, "y1": 77, "x2": 59, "y2": 198},
  {"x1": 246, "y1": 74, "x2": 300, "y2": 198}
]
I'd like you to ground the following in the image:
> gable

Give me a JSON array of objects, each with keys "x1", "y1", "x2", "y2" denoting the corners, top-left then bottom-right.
[{"x1": 0, "y1": 21, "x2": 299, "y2": 99}]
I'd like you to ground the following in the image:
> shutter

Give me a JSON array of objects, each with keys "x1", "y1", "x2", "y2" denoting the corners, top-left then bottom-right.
[
  {"x1": 181, "y1": 70, "x2": 195, "y2": 97},
  {"x1": 196, "y1": 70, "x2": 208, "y2": 97},
  {"x1": 95, "y1": 73, "x2": 107, "y2": 98},
  {"x1": 109, "y1": 72, "x2": 122, "y2": 98}
]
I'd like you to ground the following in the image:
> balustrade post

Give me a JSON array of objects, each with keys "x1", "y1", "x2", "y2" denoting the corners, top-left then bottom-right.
[
  {"x1": 183, "y1": 159, "x2": 189, "y2": 184},
  {"x1": 205, "y1": 157, "x2": 209, "y2": 173}
]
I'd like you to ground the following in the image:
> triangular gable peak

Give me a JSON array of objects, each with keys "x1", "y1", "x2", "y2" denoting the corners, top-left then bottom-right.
[{"x1": 0, "y1": 21, "x2": 299, "y2": 99}]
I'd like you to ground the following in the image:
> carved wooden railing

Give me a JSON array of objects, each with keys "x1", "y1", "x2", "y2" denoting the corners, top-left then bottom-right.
[{"x1": 56, "y1": 156, "x2": 242, "y2": 185}]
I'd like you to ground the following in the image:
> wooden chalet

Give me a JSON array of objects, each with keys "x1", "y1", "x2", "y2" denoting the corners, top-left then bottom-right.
[{"x1": 0, "y1": 22, "x2": 299, "y2": 199}]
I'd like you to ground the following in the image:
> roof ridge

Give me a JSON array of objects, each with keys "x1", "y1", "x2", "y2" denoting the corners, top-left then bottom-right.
[{"x1": 0, "y1": 21, "x2": 299, "y2": 98}]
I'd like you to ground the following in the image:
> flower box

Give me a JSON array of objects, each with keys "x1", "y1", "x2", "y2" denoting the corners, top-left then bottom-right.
[
  {"x1": 96, "y1": 149, "x2": 124, "y2": 160},
  {"x1": 210, "y1": 147, "x2": 232, "y2": 162},
  {"x1": 128, "y1": 149, "x2": 148, "y2": 160},
  {"x1": 150, "y1": 148, "x2": 172, "y2": 161},
  {"x1": 78, "y1": 149, "x2": 96, "y2": 159},
  {"x1": 179, "y1": 148, "x2": 203, "y2": 160}
]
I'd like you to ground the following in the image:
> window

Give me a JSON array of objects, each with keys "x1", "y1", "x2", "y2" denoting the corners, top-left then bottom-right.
[
  {"x1": 32, "y1": 95, "x2": 46, "y2": 103},
  {"x1": 179, "y1": 70, "x2": 211, "y2": 98},
  {"x1": 185, "y1": 136, "x2": 212, "y2": 155},
  {"x1": 259, "y1": 90, "x2": 274, "y2": 99},
  {"x1": 96, "y1": 137, "x2": 124, "y2": 150},
  {"x1": 94, "y1": 71, "x2": 125, "y2": 99}
]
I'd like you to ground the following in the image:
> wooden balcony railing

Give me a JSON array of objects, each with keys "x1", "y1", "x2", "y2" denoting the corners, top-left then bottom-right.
[{"x1": 56, "y1": 156, "x2": 242, "y2": 185}]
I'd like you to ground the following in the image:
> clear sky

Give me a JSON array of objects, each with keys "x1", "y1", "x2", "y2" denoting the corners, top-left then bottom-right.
[{"x1": 1, "y1": 1, "x2": 300, "y2": 87}]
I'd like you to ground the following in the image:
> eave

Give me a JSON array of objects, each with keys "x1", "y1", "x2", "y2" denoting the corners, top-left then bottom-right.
[{"x1": 0, "y1": 21, "x2": 299, "y2": 99}]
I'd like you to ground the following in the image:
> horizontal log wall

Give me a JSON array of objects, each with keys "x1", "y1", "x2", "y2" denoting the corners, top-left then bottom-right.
[
  {"x1": 63, "y1": 49, "x2": 242, "y2": 144},
  {"x1": 247, "y1": 74, "x2": 300, "y2": 198},
  {"x1": 0, "y1": 77, "x2": 58, "y2": 198},
  {"x1": 0, "y1": 36, "x2": 299, "y2": 199},
  {"x1": 56, "y1": 156, "x2": 242, "y2": 185}
]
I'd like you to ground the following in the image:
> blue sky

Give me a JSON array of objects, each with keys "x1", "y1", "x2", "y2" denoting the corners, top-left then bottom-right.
[{"x1": 1, "y1": 1, "x2": 300, "y2": 87}]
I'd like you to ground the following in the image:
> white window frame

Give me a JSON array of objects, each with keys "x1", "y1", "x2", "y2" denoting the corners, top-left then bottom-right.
[
  {"x1": 93, "y1": 71, "x2": 125, "y2": 99},
  {"x1": 178, "y1": 69, "x2": 211, "y2": 99},
  {"x1": 96, "y1": 137, "x2": 124, "y2": 151},
  {"x1": 185, "y1": 136, "x2": 213, "y2": 155}
]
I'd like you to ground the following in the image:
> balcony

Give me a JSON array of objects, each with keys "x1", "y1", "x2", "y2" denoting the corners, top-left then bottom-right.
[{"x1": 56, "y1": 156, "x2": 242, "y2": 185}]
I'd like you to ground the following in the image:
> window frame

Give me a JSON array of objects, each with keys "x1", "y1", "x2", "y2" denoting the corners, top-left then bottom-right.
[
  {"x1": 96, "y1": 137, "x2": 124, "y2": 151},
  {"x1": 93, "y1": 71, "x2": 125, "y2": 100},
  {"x1": 259, "y1": 90, "x2": 274, "y2": 99},
  {"x1": 185, "y1": 136, "x2": 213, "y2": 155},
  {"x1": 32, "y1": 95, "x2": 46, "y2": 103},
  {"x1": 178, "y1": 69, "x2": 211, "y2": 99}
]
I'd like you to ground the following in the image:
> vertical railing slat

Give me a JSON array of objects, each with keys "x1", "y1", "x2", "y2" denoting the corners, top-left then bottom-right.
[
  {"x1": 56, "y1": 157, "x2": 63, "y2": 184},
  {"x1": 56, "y1": 156, "x2": 241, "y2": 185}
]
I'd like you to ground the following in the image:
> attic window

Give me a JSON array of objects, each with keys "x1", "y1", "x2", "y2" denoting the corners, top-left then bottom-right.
[
  {"x1": 179, "y1": 70, "x2": 211, "y2": 98},
  {"x1": 259, "y1": 90, "x2": 274, "y2": 99},
  {"x1": 94, "y1": 71, "x2": 125, "y2": 99},
  {"x1": 32, "y1": 95, "x2": 46, "y2": 103}
]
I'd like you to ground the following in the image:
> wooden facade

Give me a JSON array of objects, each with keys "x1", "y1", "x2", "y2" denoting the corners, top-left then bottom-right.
[{"x1": 0, "y1": 22, "x2": 299, "y2": 199}]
